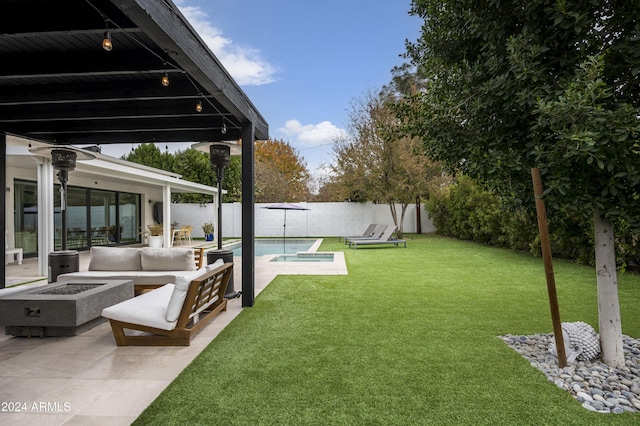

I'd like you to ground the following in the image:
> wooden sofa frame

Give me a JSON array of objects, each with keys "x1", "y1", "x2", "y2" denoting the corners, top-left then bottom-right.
[{"x1": 106, "y1": 261, "x2": 232, "y2": 346}]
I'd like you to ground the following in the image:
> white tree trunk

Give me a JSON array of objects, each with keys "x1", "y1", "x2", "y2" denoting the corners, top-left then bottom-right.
[{"x1": 594, "y1": 209, "x2": 624, "y2": 367}]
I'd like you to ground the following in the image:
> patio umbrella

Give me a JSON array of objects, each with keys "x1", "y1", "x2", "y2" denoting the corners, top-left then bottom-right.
[{"x1": 262, "y1": 203, "x2": 310, "y2": 254}]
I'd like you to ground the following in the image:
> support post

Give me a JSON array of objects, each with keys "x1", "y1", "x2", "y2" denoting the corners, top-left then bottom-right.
[
  {"x1": 1, "y1": 133, "x2": 6, "y2": 289},
  {"x1": 216, "y1": 164, "x2": 224, "y2": 250},
  {"x1": 531, "y1": 168, "x2": 567, "y2": 368},
  {"x1": 241, "y1": 123, "x2": 255, "y2": 307}
]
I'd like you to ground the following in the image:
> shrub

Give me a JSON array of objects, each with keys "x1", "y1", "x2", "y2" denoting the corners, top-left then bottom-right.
[{"x1": 426, "y1": 175, "x2": 640, "y2": 270}]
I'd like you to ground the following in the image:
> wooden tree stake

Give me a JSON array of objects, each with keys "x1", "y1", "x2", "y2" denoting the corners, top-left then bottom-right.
[{"x1": 531, "y1": 168, "x2": 567, "y2": 368}]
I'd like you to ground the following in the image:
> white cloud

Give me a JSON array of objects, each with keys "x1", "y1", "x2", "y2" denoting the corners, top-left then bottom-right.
[
  {"x1": 278, "y1": 120, "x2": 348, "y2": 148},
  {"x1": 177, "y1": 3, "x2": 277, "y2": 86}
]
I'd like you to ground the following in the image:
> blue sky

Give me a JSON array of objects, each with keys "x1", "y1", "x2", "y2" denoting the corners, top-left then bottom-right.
[{"x1": 100, "y1": 0, "x2": 422, "y2": 179}]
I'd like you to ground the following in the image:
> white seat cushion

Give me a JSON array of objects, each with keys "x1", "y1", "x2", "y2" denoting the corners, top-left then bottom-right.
[
  {"x1": 102, "y1": 284, "x2": 176, "y2": 331},
  {"x1": 57, "y1": 271, "x2": 189, "y2": 285}
]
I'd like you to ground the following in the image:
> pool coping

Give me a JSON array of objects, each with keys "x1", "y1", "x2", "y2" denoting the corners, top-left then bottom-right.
[{"x1": 224, "y1": 238, "x2": 348, "y2": 275}]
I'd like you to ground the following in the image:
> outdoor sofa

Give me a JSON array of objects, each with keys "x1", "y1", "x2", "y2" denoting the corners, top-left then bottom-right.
[
  {"x1": 57, "y1": 246, "x2": 205, "y2": 295},
  {"x1": 101, "y1": 258, "x2": 232, "y2": 346}
]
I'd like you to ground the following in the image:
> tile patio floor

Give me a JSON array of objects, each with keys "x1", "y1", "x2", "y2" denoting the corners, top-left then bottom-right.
[{"x1": 0, "y1": 245, "x2": 346, "y2": 425}]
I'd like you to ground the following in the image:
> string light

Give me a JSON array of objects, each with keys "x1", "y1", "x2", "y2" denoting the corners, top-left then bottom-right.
[
  {"x1": 101, "y1": 15, "x2": 112, "y2": 51},
  {"x1": 87, "y1": 0, "x2": 243, "y2": 133},
  {"x1": 161, "y1": 63, "x2": 170, "y2": 86},
  {"x1": 102, "y1": 30, "x2": 112, "y2": 51}
]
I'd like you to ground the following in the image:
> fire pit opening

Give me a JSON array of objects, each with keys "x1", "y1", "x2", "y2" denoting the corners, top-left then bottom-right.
[{"x1": 37, "y1": 283, "x2": 104, "y2": 295}]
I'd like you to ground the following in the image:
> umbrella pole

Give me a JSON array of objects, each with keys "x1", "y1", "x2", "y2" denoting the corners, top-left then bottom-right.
[{"x1": 283, "y1": 210, "x2": 286, "y2": 254}]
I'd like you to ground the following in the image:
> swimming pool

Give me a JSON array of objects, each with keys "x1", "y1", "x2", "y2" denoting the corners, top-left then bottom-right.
[
  {"x1": 270, "y1": 253, "x2": 334, "y2": 263},
  {"x1": 228, "y1": 238, "x2": 320, "y2": 256}
]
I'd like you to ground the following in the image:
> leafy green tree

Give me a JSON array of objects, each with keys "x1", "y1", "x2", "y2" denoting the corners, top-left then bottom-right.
[
  {"x1": 171, "y1": 148, "x2": 215, "y2": 204},
  {"x1": 122, "y1": 143, "x2": 175, "y2": 172},
  {"x1": 397, "y1": 0, "x2": 640, "y2": 366},
  {"x1": 123, "y1": 144, "x2": 242, "y2": 203},
  {"x1": 221, "y1": 156, "x2": 242, "y2": 203}
]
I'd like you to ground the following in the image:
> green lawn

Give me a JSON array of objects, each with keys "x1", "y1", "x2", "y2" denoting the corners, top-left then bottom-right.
[{"x1": 134, "y1": 234, "x2": 640, "y2": 425}]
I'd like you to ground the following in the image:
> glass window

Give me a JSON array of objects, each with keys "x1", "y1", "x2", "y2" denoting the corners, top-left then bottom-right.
[
  {"x1": 90, "y1": 190, "x2": 116, "y2": 246},
  {"x1": 54, "y1": 186, "x2": 88, "y2": 250},
  {"x1": 119, "y1": 192, "x2": 140, "y2": 244},
  {"x1": 46, "y1": 184, "x2": 141, "y2": 250},
  {"x1": 13, "y1": 180, "x2": 38, "y2": 256}
]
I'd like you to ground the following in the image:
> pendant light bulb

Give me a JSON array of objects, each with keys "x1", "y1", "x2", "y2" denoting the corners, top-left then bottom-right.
[
  {"x1": 221, "y1": 121, "x2": 227, "y2": 134},
  {"x1": 102, "y1": 31, "x2": 112, "y2": 51},
  {"x1": 196, "y1": 100, "x2": 203, "y2": 113},
  {"x1": 161, "y1": 71, "x2": 170, "y2": 87}
]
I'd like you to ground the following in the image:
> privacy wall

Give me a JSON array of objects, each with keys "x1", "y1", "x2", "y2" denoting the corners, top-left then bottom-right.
[{"x1": 171, "y1": 202, "x2": 435, "y2": 239}]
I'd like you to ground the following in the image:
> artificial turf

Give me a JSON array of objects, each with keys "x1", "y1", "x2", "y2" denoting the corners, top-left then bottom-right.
[{"x1": 133, "y1": 234, "x2": 640, "y2": 425}]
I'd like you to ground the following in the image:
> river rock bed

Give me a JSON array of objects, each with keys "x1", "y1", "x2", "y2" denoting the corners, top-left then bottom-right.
[{"x1": 499, "y1": 333, "x2": 640, "y2": 414}]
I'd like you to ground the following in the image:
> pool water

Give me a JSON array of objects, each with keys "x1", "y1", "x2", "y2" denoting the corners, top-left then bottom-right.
[
  {"x1": 230, "y1": 239, "x2": 316, "y2": 256},
  {"x1": 270, "y1": 253, "x2": 334, "y2": 263}
]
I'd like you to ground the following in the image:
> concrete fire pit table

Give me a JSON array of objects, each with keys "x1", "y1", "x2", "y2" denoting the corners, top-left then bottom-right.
[{"x1": 0, "y1": 280, "x2": 133, "y2": 337}]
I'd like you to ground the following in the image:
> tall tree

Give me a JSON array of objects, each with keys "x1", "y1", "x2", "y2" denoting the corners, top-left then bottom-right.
[
  {"x1": 122, "y1": 143, "x2": 175, "y2": 172},
  {"x1": 123, "y1": 144, "x2": 242, "y2": 203},
  {"x1": 397, "y1": 0, "x2": 640, "y2": 366},
  {"x1": 254, "y1": 139, "x2": 311, "y2": 202},
  {"x1": 171, "y1": 148, "x2": 215, "y2": 204},
  {"x1": 332, "y1": 91, "x2": 447, "y2": 238}
]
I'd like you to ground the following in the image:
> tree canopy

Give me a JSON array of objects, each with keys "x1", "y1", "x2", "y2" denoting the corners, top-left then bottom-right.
[
  {"x1": 396, "y1": 0, "x2": 640, "y2": 367},
  {"x1": 331, "y1": 90, "x2": 448, "y2": 237},
  {"x1": 254, "y1": 139, "x2": 311, "y2": 202},
  {"x1": 121, "y1": 143, "x2": 241, "y2": 203}
]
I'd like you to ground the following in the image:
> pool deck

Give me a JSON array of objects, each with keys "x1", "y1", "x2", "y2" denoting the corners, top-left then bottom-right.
[{"x1": 0, "y1": 244, "x2": 347, "y2": 425}]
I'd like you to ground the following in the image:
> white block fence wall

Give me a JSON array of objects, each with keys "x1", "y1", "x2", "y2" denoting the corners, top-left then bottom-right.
[{"x1": 171, "y1": 202, "x2": 435, "y2": 239}]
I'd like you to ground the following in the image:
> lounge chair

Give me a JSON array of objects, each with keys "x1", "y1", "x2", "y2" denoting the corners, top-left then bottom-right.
[
  {"x1": 349, "y1": 226, "x2": 406, "y2": 249},
  {"x1": 338, "y1": 223, "x2": 377, "y2": 243},
  {"x1": 344, "y1": 224, "x2": 387, "y2": 245}
]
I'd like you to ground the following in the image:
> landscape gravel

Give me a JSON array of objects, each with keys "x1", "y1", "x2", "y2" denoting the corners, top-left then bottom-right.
[{"x1": 500, "y1": 333, "x2": 640, "y2": 414}]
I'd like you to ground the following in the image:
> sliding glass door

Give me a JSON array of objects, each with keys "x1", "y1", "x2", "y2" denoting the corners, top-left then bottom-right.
[
  {"x1": 90, "y1": 190, "x2": 116, "y2": 246},
  {"x1": 14, "y1": 179, "x2": 141, "y2": 257},
  {"x1": 13, "y1": 180, "x2": 38, "y2": 256}
]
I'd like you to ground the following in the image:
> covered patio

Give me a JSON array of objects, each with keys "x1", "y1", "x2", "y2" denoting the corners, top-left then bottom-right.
[
  {"x1": 0, "y1": 252, "x2": 280, "y2": 425},
  {"x1": 0, "y1": 0, "x2": 269, "y2": 307},
  {"x1": 7, "y1": 135, "x2": 222, "y2": 279}
]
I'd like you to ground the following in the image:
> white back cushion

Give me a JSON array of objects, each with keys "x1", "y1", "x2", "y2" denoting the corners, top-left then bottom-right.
[
  {"x1": 88, "y1": 247, "x2": 141, "y2": 271},
  {"x1": 206, "y1": 258, "x2": 224, "y2": 272},
  {"x1": 165, "y1": 268, "x2": 207, "y2": 322},
  {"x1": 165, "y1": 259, "x2": 225, "y2": 322},
  {"x1": 141, "y1": 248, "x2": 196, "y2": 271}
]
